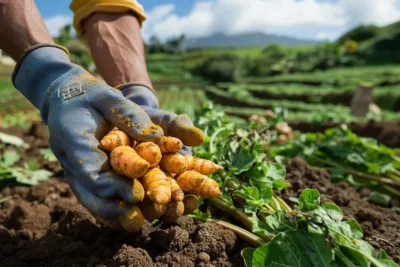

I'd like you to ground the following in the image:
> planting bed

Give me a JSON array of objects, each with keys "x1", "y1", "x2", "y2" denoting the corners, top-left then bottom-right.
[
  {"x1": 289, "y1": 120, "x2": 400, "y2": 148},
  {"x1": 1, "y1": 120, "x2": 400, "y2": 266},
  {"x1": 221, "y1": 107, "x2": 400, "y2": 148}
]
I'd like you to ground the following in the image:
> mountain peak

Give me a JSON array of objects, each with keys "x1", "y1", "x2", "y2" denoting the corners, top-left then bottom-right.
[{"x1": 187, "y1": 32, "x2": 320, "y2": 48}]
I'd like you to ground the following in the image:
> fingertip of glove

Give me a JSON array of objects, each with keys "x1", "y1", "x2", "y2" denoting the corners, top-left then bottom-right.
[
  {"x1": 118, "y1": 205, "x2": 144, "y2": 233},
  {"x1": 169, "y1": 115, "x2": 204, "y2": 147}
]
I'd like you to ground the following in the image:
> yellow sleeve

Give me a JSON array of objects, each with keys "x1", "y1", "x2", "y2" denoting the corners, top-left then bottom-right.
[{"x1": 70, "y1": 0, "x2": 146, "y2": 38}]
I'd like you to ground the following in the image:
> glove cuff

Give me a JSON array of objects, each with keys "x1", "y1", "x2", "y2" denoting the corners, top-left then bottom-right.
[
  {"x1": 12, "y1": 44, "x2": 86, "y2": 114},
  {"x1": 12, "y1": 44, "x2": 70, "y2": 86},
  {"x1": 117, "y1": 83, "x2": 159, "y2": 109},
  {"x1": 115, "y1": 82, "x2": 157, "y2": 97}
]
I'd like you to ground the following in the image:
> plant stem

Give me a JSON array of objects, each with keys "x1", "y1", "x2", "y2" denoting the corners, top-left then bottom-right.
[
  {"x1": 189, "y1": 215, "x2": 265, "y2": 247},
  {"x1": 0, "y1": 196, "x2": 12, "y2": 204},
  {"x1": 381, "y1": 185, "x2": 400, "y2": 198},
  {"x1": 341, "y1": 245, "x2": 386, "y2": 267},
  {"x1": 209, "y1": 198, "x2": 253, "y2": 229},
  {"x1": 270, "y1": 196, "x2": 281, "y2": 210},
  {"x1": 209, "y1": 198, "x2": 272, "y2": 242},
  {"x1": 209, "y1": 127, "x2": 226, "y2": 154},
  {"x1": 313, "y1": 157, "x2": 400, "y2": 188},
  {"x1": 349, "y1": 171, "x2": 400, "y2": 188},
  {"x1": 392, "y1": 155, "x2": 400, "y2": 164},
  {"x1": 321, "y1": 166, "x2": 400, "y2": 189},
  {"x1": 275, "y1": 196, "x2": 292, "y2": 212},
  {"x1": 334, "y1": 248, "x2": 358, "y2": 267},
  {"x1": 386, "y1": 172, "x2": 400, "y2": 182},
  {"x1": 389, "y1": 169, "x2": 400, "y2": 178}
]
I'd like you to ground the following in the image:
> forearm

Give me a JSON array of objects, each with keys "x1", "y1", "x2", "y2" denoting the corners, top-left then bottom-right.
[
  {"x1": 0, "y1": 0, "x2": 54, "y2": 61},
  {"x1": 84, "y1": 12, "x2": 152, "y2": 89}
]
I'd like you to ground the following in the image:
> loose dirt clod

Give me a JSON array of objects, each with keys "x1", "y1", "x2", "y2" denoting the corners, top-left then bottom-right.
[
  {"x1": 197, "y1": 252, "x2": 211, "y2": 263},
  {"x1": 109, "y1": 245, "x2": 154, "y2": 267}
]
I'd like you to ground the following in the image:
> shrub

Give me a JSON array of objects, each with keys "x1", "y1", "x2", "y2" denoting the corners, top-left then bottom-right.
[
  {"x1": 338, "y1": 25, "x2": 379, "y2": 43},
  {"x1": 191, "y1": 54, "x2": 243, "y2": 82}
]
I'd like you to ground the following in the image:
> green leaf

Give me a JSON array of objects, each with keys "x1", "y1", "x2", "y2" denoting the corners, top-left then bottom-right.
[
  {"x1": 252, "y1": 243, "x2": 269, "y2": 267},
  {"x1": 346, "y1": 153, "x2": 365, "y2": 165},
  {"x1": 10, "y1": 168, "x2": 53, "y2": 186},
  {"x1": 255, "y1": 231, "x2": 338, "y2": 267},
  {"x1": 266, "y1": 162, "x2": 286, "y2": 181},
  {"x1": 265, "y1": 210, "x2": 298, "y2": 233},
  {"x1": 0, "y1": 132, "x2": 29, "y2": 148},
  {"x1": 0, "y1": 151, "x2": 20, "y2": 167},
  {"x1": 192, "y1": 208, "x2": 211, "y2": 219},
  {"x1": 24, "y1": 160, "x2": 40, "y2": 171},
  {"x1": 251, "y1": 213, "x2": 276, "y2": 236},
  {"x1": 252, "y1": 142, "x2": 266, "y2": 162},
  {"x1": 236, "y1": 186, "x2": 260, "y2": 202},
  {"x1": 233, "y1": 146, "x2": 256, "y2": 174},
  {"x1": 273, "y1": 180, "x2": 290, "y2": 191},
  {"x1": 347, "y1": 219, "x2": 363, "y2": 239},
  {"x1": 322, "y1": 202, "x2": 343, "y2": 222},
  {"x1": 244, "y1": 204, "x2": 259, "y2": 214},
  {"x1": 298, "y1": 189, "x2": 320, "y2": 212},
  {"x1": 377, "y1": 250, "x2": 399, "y2": 266},
  {"x1": 260, "y1": 187, "x2": 273, "y2": 203},
  {"x1": 340, "y1": 242, "x2": 375, "y2": 267},
  {"x1": 341, "y1": 242, "x2": 400, "y2": 267},
  {"x1": 246, "y1": 164, "x2": 268, "y2": 184},
  {"x1": 246, "y1": 161, "x2": 286, "y2": 188},
  {"x1": 28, "y1": 169, "x2": 53, "y2": 184},
  {"x1": 40, "y1": 148, "x2": 58, "y2": 162},
  {"x1": 242, "y1": 248, "x2": 256, "y2": 267}
]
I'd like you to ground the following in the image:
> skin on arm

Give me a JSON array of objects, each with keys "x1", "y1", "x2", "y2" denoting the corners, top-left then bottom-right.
[
  {"x1": 0, "y1": 0, "x2": 54, "y2": 61},
  {"x1": 84, "y1": 12, "x2": 153, "y2": 89}
]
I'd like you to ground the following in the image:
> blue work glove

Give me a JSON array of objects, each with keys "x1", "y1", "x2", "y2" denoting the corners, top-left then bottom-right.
[
  {"x1": 12, "y1": 44, "x2": 164, "y2": 231},
  {"x1": 118, "y1": 84, "x2": 204, "y2": 155}
]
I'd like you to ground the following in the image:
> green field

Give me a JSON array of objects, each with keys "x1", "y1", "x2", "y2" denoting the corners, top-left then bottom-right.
[
  {"x1": 2, "y1": 43, "x2": 400, "y2": 126},
  {"x1": 239, "y1": 65, "x2": 400, "y2": 86}
]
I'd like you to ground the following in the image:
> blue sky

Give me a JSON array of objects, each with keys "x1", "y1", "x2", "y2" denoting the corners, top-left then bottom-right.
[
  {"x1": 35, "y1": 0, "x2": 400, "y2": 41},
  {"x1": 35, "y1": 0, "x2": 193, "y2": 18}
]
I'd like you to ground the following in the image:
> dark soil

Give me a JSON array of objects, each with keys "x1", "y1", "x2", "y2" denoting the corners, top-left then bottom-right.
[
  {"x1": 280, "y1": 157, "x2": 400, "y2": 263},
  {"x1": 0, "y1": 122, "x2": 248, "y2": 267},
  {"x1": 0, "y1": 179, "x2": 248, "y2": 267},
  {"x1": 289, "y1": 120, "x2": 400, "y2": 148},
  {"x1": 249, "y1": 90, "x2": 353, "y2": 106},
  {"x1": 226, "y1": 110, "x2": 400, "y2": 148}
]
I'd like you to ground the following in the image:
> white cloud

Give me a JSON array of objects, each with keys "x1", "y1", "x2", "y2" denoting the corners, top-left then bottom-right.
[
  {"x1": 315, "y1": 31, "x2": 343, "y2": 41},
  {"x1": 44, "y1": 15, "x2": 72, "y2": 36},
  {"x1": 142, "y1": 0, "x2": 400, "y2": 41},
  {"x1": 315, "y1": 31, "x2": 331, "y2": 41},
  {"x1": 339, "y1": 0, "x2": 400, "y2": 27}
]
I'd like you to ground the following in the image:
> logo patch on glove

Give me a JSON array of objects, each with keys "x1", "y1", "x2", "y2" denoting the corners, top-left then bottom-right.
[{"x1": 59, "y1": 81, "x2": 86, "y2": 100}]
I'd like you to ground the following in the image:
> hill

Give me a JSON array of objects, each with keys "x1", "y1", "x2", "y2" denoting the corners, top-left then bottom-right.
[
  {"x1": 187, "y1": 32, "x2": 320, "y2": 48},
  {"x1": 337, "y1": 20, "x2": 400, "y2": 63}
]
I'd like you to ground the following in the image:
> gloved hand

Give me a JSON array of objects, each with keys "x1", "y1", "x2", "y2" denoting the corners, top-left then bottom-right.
[
  {"x1": 13, "y1": 44, "x2": 165, "y2": 230},
  {"x1": 118, "y1": 84, "x2": 204, "y2": 155}
]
